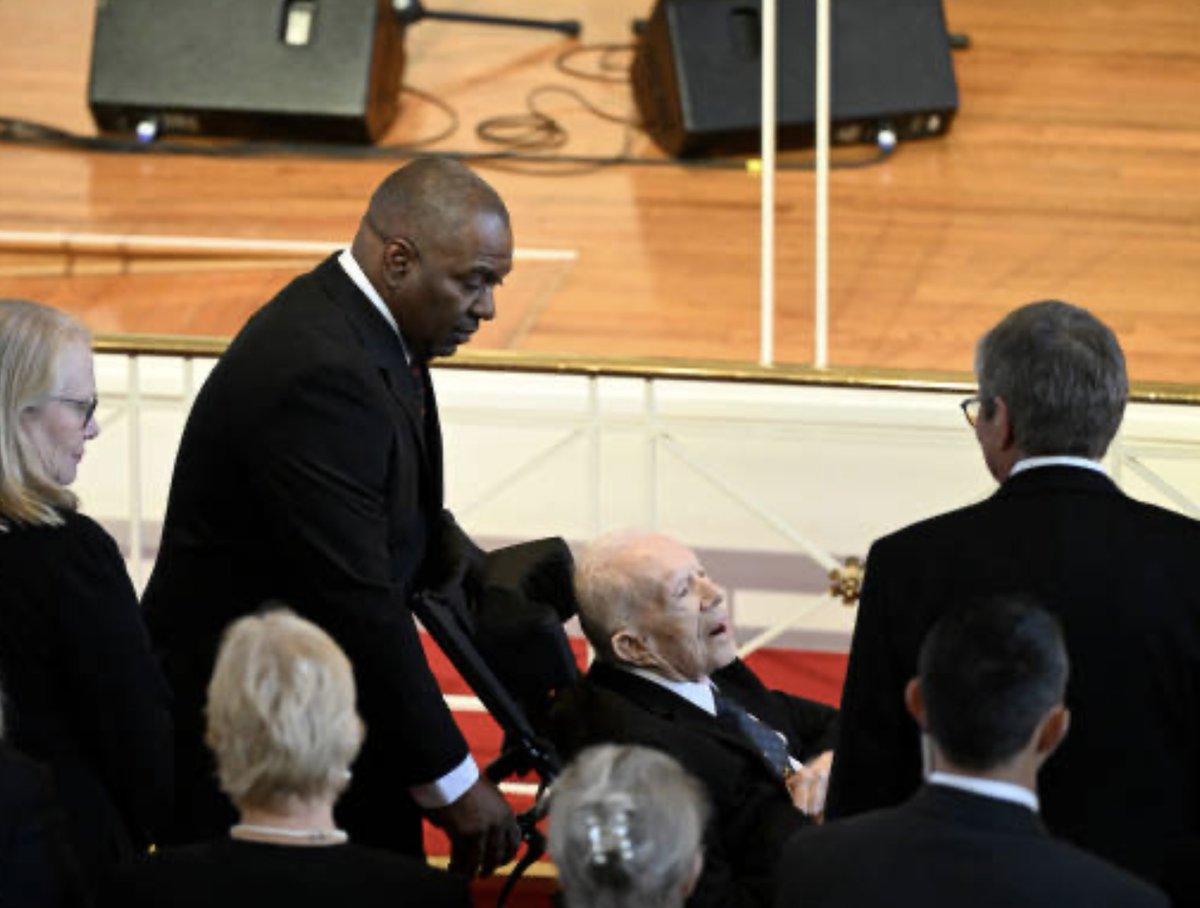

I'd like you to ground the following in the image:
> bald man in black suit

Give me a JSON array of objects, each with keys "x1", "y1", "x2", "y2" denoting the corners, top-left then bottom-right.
[{"x1": 142, "y1": 158, "x2": 519, "y2": 875}]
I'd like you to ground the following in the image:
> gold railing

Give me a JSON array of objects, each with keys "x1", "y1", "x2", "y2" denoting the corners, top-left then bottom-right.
[{"x1": 93, "y1": 333, "x2": 1200, "y2": 405}]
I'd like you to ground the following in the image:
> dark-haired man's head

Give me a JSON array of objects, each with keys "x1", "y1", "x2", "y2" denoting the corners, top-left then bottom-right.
[
  {"x1": 905, "y1": 597, "x2": 1070, "y2": 787},
  {"x1": 971, "y1": 300, "x2": 1128, "y2": 481}
]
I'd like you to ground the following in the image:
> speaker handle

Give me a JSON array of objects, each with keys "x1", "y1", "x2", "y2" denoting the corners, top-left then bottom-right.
[{"x1": 392, "y1": 0, "x2": 581, "y2": 38}]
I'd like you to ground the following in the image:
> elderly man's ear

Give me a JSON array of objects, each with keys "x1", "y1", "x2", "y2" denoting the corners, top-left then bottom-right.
[{"x1": 611, "y1": 629, "x2": 654, "y2": 667}]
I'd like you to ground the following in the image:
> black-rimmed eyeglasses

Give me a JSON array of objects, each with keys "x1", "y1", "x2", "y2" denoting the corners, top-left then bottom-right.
[
  {"x1": 47, "y1": 395, "x2": 99, "y2": 426},
  {"x1": 960, "y1": 396, "x2": 983, "y2": 428}
]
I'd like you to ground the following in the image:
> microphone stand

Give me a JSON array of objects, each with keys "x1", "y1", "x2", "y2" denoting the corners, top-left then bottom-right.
[{"x1": 392, "y1": 0, "x2": 581, "y2": 38}]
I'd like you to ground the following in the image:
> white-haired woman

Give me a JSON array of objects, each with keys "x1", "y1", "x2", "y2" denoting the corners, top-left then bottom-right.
[
  {"x1": 104, "y1": 609, "x2": 469, "y2": 908},
  {"x1": 549, "y1": 745, "x2": 710, "y2": 908},
  {"x1": 0, "y1": 299, "x2": 172, "y2": 893}
]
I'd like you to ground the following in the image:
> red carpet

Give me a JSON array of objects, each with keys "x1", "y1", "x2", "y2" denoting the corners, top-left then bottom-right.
[{"x1": 469, "y1": 873, "x2": 558, "y2": 908}]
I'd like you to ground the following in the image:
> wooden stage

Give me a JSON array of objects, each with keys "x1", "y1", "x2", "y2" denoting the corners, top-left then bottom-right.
[{"x1": 1, "y1": 0, "x2": 1198, "y2": 385}]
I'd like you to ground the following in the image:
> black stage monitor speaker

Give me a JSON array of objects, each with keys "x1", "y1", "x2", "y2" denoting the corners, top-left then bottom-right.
[
  {"x1": 632, "y1": 0, "x2": 959, "y2": 157},
  {"x1": 89, "y1": 0, "x2": 406, "y2": 143}
]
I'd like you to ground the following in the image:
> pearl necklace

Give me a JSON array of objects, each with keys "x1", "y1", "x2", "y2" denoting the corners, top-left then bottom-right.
[{"x1": 230, "y1": 823, "x2": 349, "y2": 845}]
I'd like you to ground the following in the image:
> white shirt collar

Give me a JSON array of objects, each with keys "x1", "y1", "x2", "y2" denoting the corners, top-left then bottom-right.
[
  {"x1": 337, "y1": 249, "x2": 410, "y2": 362},
  {"x1": 927, "y1": 771, "x2": 1040, "y2": 813},
  {"x1": 1010, "y1": 455, "x2": 1107, "y2": 477},
  {"x1": 622, "y1": 665, "x2": 716, "y2": 716}
]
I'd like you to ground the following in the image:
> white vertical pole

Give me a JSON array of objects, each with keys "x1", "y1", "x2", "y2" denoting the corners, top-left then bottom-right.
[
  {"x1": 814, "y1": 0, "x2": 832, "y2": 368},
  {"x1": 127, "y1": 355, "x2": 144, "y2": 589},
  {"x1": 588, "y1": 376, "x2": 601, "y2": 536},
  {"x1": 645, "y1": 379, "x2": 659, "y2": 529},
  {"x1": 759, "y1": 0, "x2": 778, "y2": 367}
]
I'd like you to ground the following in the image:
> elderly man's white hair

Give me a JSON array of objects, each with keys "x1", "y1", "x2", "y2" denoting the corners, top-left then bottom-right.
[{"x1": 573, "y1": 530, "x2": 675, "y2": 663}]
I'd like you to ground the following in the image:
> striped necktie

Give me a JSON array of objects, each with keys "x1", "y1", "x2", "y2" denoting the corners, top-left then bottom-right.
[{"x1": 714, "y1": 692, "x2": 791, "y2": 777}]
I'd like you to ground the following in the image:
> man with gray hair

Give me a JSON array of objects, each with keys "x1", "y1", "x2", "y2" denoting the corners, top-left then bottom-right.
[
  {"x1": 825, "y1": 300, "x2": 1200, "y2": 896},
  {"x1": 549, "y1": 531, "x2": 838, "y2": 908}
]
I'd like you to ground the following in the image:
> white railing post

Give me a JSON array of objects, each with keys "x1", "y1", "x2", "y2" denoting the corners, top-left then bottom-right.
[
  {"x1": 645, "y1": 379, "x2": 660, "y2": 529},
  {"x1": 126, "y1": 355, "x2": 145, "y2": 587},
  {"x1": 814, "y1": 0, "x2": 832, "y2": 368},
  {"x1": 588, "y1": 376, "x2": 602, "y2": 536},
  {"x1": 759, "y1": 0, "x2": 778, "y2": 367}
]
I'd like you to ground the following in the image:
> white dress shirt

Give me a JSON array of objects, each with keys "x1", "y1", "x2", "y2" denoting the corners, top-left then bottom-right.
[
  {"x1": 337, "y1": 249, "x2": 411, "y2": 362},
  {"x1": 927, "y1": 771, "x2": 1040, "y2": 813},
  {"x1": 1010, "y1": 455, "x2": 1107, "y2": 478},
  {"x1": 624, "y1": 665, "x2": 717, "y2": 714}
]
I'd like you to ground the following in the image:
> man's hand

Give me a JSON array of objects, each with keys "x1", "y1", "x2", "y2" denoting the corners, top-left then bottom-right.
[
  {"x1": 427, "y1": 777, "x2": 521, "y2": 878},
  {"x1": 786, "y1": 750, "x2": 834, "y2": 819}
]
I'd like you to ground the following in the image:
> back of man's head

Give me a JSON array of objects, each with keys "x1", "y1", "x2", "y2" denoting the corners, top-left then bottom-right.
[
  {"x1": 918, "y1": 597, "x2": 1068, "y2": 771},
  {"x1": 974, "y1": 299, "x2": 1127, "y2": 459}
]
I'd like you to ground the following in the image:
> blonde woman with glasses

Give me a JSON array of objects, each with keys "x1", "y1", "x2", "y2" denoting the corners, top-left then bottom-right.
[{"x1": 0, "y1": 299, "x2": 172, "y2": 896}]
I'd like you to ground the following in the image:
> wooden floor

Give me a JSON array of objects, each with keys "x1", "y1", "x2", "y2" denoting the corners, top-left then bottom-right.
[{"x1": 1, "y1": 0, "x2": 1198, "y2": 384}]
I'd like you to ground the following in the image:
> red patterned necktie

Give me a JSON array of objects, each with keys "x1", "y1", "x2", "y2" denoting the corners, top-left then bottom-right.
[{"x1": 410, "y1": 364, "x2": 427, "y2": 420}]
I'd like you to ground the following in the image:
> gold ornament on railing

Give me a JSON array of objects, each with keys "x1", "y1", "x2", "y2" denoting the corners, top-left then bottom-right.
[{"x1": 829, "y1": 556, "x2": 864, "y2": 605}]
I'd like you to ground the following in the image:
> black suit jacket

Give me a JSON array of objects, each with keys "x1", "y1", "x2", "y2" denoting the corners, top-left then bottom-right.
[
  {"x1": 101, "y1": 837, "x2": 469, "y2": 908},
  {"x1": 0, "y1": 511, "x2": 172, "y2": 891},
  {"x1": 776, "y1": 785, "x2": 1168, "y2": 908},
  {"x1": 548, "y1": 661, "x2": 822, "y2": 908},
  {"x1": 0, "y1": 745, "x2": 86, "y2": 908},
  {"x1": 142, "y1": 256, "x2": 468, "y2": 854},
  {"x1": 825, "y1": 465, "x2": 1200, "y2": 888}
]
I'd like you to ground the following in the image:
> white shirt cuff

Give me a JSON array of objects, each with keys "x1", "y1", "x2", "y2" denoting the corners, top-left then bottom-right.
[{"x1": 408, "y1": 755, "x2": 480, "y2": 809}]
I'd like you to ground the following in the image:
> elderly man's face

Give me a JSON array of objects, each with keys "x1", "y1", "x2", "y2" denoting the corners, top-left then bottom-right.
[{"x1": 614, "y1": 536, "x2": 737, "y2": 682}]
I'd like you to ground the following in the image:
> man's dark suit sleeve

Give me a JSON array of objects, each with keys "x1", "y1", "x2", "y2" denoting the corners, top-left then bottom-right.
[
  {"x1": 824, "y1": 537, "x2": 921, "y2": 819},
  {"x1": 246, "y1": 361, "x2": 467, "y2": 784}
]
